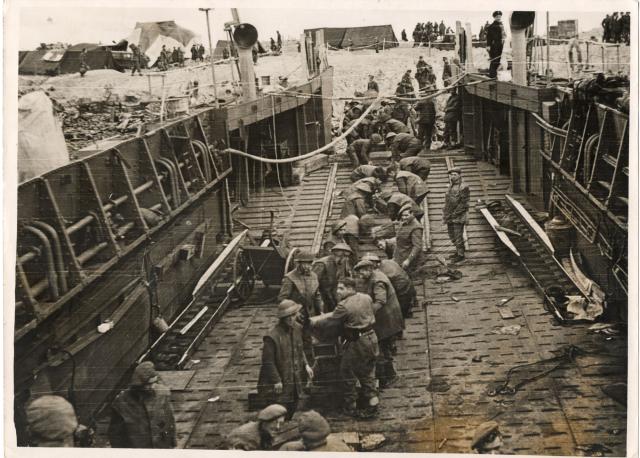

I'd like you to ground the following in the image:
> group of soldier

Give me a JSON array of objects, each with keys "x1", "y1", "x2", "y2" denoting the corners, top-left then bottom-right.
[
  {"x1": 601, "y1": 12, "x2": 631, "y2": 45},
  {"x1": 411, "y1": 21, "x2": 454, "y2": 46}
]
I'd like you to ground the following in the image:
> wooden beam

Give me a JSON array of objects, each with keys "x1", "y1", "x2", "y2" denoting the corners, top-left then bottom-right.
[
  {"x1": 479, "y1": 207, "x2": 520, "y2": 257},
  {"x1": 311, "y1": 163, "x2": 338, "y2": 255},
  {"x1": 505, "y1": 194, "x2": 554, "y2": 253}
]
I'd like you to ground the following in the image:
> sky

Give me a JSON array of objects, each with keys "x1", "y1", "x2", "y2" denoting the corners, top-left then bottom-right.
[{"x1": 16, "y1": 3, "x2": 619, "y2": 50}]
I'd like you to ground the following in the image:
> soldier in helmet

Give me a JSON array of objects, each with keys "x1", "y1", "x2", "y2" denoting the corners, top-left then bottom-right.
[
  {"x1": 354, "y1": 259, "x2": 404, "y2": 389},
  {"x1": 280, "y1": 410, "x2": 351, "y2": 451},
  {"x1": 312, "y1": 243, "x2": 352, "y2": 312},
  {"x1": 350, "y1": 164, "x2": 389, "y2": 183},
  {"x1": 346, "y1": 133, "x2": 385, "y2": 166},
  {"x1": 341, "y1": 178, "x2": 378, "y2": 218},
  {"x1": 394, "y1": 170, "x2": 429, "y2": 204},
  {"x1": 25, "y1": 395, "x2": 80, "y2": 447},
  {"x1": 385, "y1": 131, "x2": 423, "y2": 160},
  {"x1": 399, "y1": 156, "x2": 431, "y2": 181},
  {"x1": 258, "y1": 300, "x2": 313, "y2": 418},
  {"x1": 378, "y1": 190, "x2": 424, "y2": 222},
  {"x1": 226, "y1": 404, "x2": 288, "y2": 450},
  {"x1": 278, "y1": 250, "x2": 323, "y2": 358},
  {"x1": 326, "y1": 215, "x2": 360, "y2": 264},
  {"x1": 108, "y1": 361, "x2": 176, "y2": 448}
]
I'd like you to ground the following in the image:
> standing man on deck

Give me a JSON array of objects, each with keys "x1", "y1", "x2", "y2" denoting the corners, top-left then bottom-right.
[
  {"x1": 485, "y1": 11, "x2": 505, "y2": 78},
  {"x1": 363, "y1": 253, "x2": 417, "y2": 318},
  {"x1": 108, "y1": 361, "x2": 176, "y2": 448},
  {"x1": 414, "y1": 94, "x2": 437, "y2": 150},
  {"x1": 130, "y1": 44, "x2": 143, "y2": 76},
  {"x1": 257, "y1": 300, "x2": 313, "y2": 418},
  {"x1": 442, "y1": 56, "x2": 453, "y2": 86},
  {"x1": 443, "y1": 167, "x2": 470, "y2": 262},
  {"x1": 354, "y1": 260, "x2": 404, "y2": 389},
  {"x1": 312, "y1": 243, "x2": 352, "y2": 311}
]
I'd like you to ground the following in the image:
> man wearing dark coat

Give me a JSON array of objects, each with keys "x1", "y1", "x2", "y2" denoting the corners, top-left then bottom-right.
[
  {"x1": 130, "y1": 44, "x2": 143, "y2": 76},
  {"x1": 442, "y1": 56, "x2": 453, "y2": 86},
  {"x1": 363, "y1": 253, "x2": 418, "y2": 318},
  {"x1": 198, "y1": 44, "x2": 205, "y2": 61},
  {"x1": 108, "y1": 362, "x2": 176, "y2": 448},
  {"x1": 399, "y1": 156, "x2": 431, "y2": 181},
  {"x1": 385, "y1": 132, "x2": 423, "y2": 159},
  {"x1": 278, "y1": 250, "x2": 323, "y2": 358},
  {"x1": 402, "y1": 29, "x2": 408, "y2": 41},
  {"x1": 258, "y1": 300, "x2": 313, "y2": 418},
  {"x1": 392, "y1": 204, "x2": 424, "y2": 270},
  {"x1": 443, "y1": 89, "x2": 462, "y2": 148},
  {"x1": 354, "y1": 260, "x2": 404, "y2": 389},
  {"x1": 395, "y1": 170, "x2": 429, "y2": 204},
  {"x1": 226, "y1": 404, "x2": 288, "y2": 450},
  {"x1": 414, "y1": 96, "x2": 436, "y2": 149},
  {"x1": 312, "y1": 243, "x2": 352, "y2": 312},
  {"x1": 443, "y1": 167, "x2": 470, "y2": 262},
  {"x1": 485, "y1": 11, "x2": 505, "y2": 78},
  {"x1": 191, "y1": 44, "x2": 198, "y2": 61}
]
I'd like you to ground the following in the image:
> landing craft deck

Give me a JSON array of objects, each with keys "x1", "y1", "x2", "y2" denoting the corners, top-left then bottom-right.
[{"x1": 127, "y1": 154, "x2": 625, "y2": 454}]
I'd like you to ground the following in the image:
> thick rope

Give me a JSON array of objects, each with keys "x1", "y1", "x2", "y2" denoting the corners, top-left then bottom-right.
[{"x1": 225, "y1": 95, "x2": 382, "y2": 164}]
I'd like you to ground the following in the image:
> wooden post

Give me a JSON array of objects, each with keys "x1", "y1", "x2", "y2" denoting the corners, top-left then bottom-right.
[
  {"x1": 464, "y1": 22, "x2": 475, "y2": 72},
  {"x1": 546, "y1": 12, "x2": 551, "y2": 85},
  {"x1": 601, "y1": 44, "x2": 605, "y2": 72},
  {"x1": 300, "y1": 33, "x2": 310, "y2": 80},
  {"x1": 147, "y1": 74, "x2": 152, "y2": 95},
  {"x1": 159, "y1": 75, "x2": 166, "y2": 122},
  {"x1": 382, "y1": 38, "x2": 386, "y2": 52},
  {"x1": 422, "y1": 197, "x2": 431, "y2": 251},
  {"x1": 585, "y1": 41, "x2": 590, "y2": 69}
]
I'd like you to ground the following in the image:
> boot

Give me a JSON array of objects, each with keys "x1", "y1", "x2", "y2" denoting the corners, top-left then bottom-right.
[{"x1": 451, "y1": 253, "x2": 465, "y2": 263}]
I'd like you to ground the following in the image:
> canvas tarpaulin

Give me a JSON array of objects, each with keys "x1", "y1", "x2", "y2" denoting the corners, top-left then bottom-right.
[
  {"x1": 125, "y1": 21, "x2": 201, "y2": 67},
  {"x1": 18, "y1": 91, "x2": 69, "y2": 183},
  {"x1": 304, "y1": 27, "x2": 347, "y2": 48},
  {"x1": 340, "y1": 25, "x2": 398, "y2": 48}
]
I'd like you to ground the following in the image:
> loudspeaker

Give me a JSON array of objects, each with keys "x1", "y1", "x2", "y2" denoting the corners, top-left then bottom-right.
[
  {"x1": 510, "y1": 11, "x2": 535, "y2": 30},
  {"x1": 233, "y1": 23, "x2": 258, "y2": 49}
]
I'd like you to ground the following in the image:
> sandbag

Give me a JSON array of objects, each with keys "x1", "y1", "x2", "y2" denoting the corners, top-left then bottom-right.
[{"x1": 18, "y1": 91, "x2": 68, "y2": 183}]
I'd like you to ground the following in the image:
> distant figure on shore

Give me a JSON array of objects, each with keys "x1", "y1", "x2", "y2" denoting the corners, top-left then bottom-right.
[
  {"x1": 567, "y1": 34, "x2": 582, "y2": 72},
  {"x1": 401, "y1": 29, "x2": 408, "y2": 41}
]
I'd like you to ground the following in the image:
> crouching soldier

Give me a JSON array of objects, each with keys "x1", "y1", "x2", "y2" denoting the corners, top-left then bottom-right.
[
  {"x1": 258, "y1": 300, "x2": 313, "y2": 418},
  {"x1": 380, "y1": 190, "x2": 424, "y2": 221},
  {"x1": 346, "y1": 133, "x2": 384, "y2": 166},
  {"x1": 312, "y1": 243, "x2": 352, "y2": 312},
  {"x1": 226, "y1": 404, "x2": 288, "y2": 451},
  {"x1": 395, "y1": 170, "x2": 429, "y2": 204},
  {"x1": 354, "y1": 260, "x2": 404, "y2": 389},
  {"x1": 393, "y1": 204, "x2": 424, "y2": 271},
  {"x1": 325, "y1": 215, "x2": 360, "y2": 264},
  {"x1": 399, "y1": 156, "x2": 431, "y2": 181},
  {"x1": 322, "y1": 278, "x2": 380, "y2": 418},
  {"x1": 108, "y1": 361, "x2": 176, "y2": 448},
  {"x1": 350, "y1": 165, "x2": 389, "y2": 183},
  {"x1": 341, "y1": 178, "x2": 378, "y2": 218},
  {"x1": 280, "y1": 410, "x2": 351, "y2": 451},
  {"x1": 363, "y1": 253, "x2": 417, "y2": 318}
]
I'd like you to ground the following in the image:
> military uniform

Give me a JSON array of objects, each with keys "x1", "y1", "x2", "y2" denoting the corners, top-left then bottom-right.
[
  {"x1": 414, "y1": 97, "x2": 436, "y2": 148},
  {"x1": 443, "y1": 93, "x2": 461, "y2": 147},
  {"x1": 346, "y1": 139, "x2": 374, "y2": 166},
  {"x1": 395, "y1": 170, "x2": 429, "y2": 204},
  {"x1": 394, "y1": 215, "x2": 424, "y2": 270},
  {"x1": 379, "y1": 259, "x2": 417, "y2": 318},
  {"x1": 340, "y1": 185, "x2": 372, "y2": 218},
  {"x1": 278, "y1": 271, "x2": 323, "y2": 319},
  {"x1": 485, "y1": 18, "x2": 505, "y2": 78},
  {"x1": 326, "y1": 215, "x2": 360, "y2": 264},
  {"x1": 443, "y1": 173, "x2": 470, "y2": 258},
  {"x1": 108, "y1": 383, "x2": 176, "y2": 448},
  {"x1": 399, "y1": 156, "x2": 431, "y2": 179},
  {"x1": 350, "y1": 165, "x2": 379, "y2": 182},
  {"x1": 387, "y1": 191, "x2": 423, "y2": 221},
  {"x1": 328, "y1": 292, "x2": 379, "y2": 410},
  {"x1": 384, "y1": 118, "x2": 411, "y2": 135},
  {"x1": 390, "y1": 133, "x2": 423, "y2": 159},
  {"x1": 280, "y1": 435, "x2": 351, "y2": 451},
  {"x1": 359, "y1": 270, "x2": 404, "y2": 387},
  {"x1": 312, "y1": 255, "x2": 349, "y2": 312},
  {"x1": 257, "y1": 321, "x2": 308, "y2": 415}
]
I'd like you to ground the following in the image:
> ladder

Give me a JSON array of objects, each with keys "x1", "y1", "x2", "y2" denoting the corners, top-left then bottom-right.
[{"x1": 586, "y1": 104, "x2": 628, "y2": 224}]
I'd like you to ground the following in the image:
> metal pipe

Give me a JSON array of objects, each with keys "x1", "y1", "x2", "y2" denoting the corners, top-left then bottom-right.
[
  {"x1": 19, "y1": 249, "x2": 39, "y2": 264},
  {"x1": 114, "y1": 222, "x2": 135, "y2": 239},
  {"x1": 66, "y1": 215, "x2": 94, "y2": 236},
  {"x1": 76, "y1": 242, "x2": 108, "y2": 266},
  {"x1": 546, "y1": 12, "x2": 550, "y2": 85},
  {"x1": 31, "y1": 221, "x2": 68, "y2": 294},
  {"x1": 23, "y1": 225, "x2": 60, "y2": 301},
  {"x1": 199, "y1": 8, "x2": 219, "y2": 108}
]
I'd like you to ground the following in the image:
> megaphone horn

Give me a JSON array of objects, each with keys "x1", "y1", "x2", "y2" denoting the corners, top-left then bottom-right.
[{"x1": 233, "y1": 23, "x2": 259, "y2": 49}]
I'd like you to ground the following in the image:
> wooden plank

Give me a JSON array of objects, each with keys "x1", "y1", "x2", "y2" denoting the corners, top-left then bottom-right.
[
  {"x1": 505, "y1": 194, "x2": 554, "y2": 253},
  {"x1": 478, "y1": 207, "x2": 520, "y2": 257},
  {"x1": 311, "y1": 164, "x2": 338, "y2": 255},
  {"x1": 192, "y1": 229, "x2": 247, "y2": 295}
]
